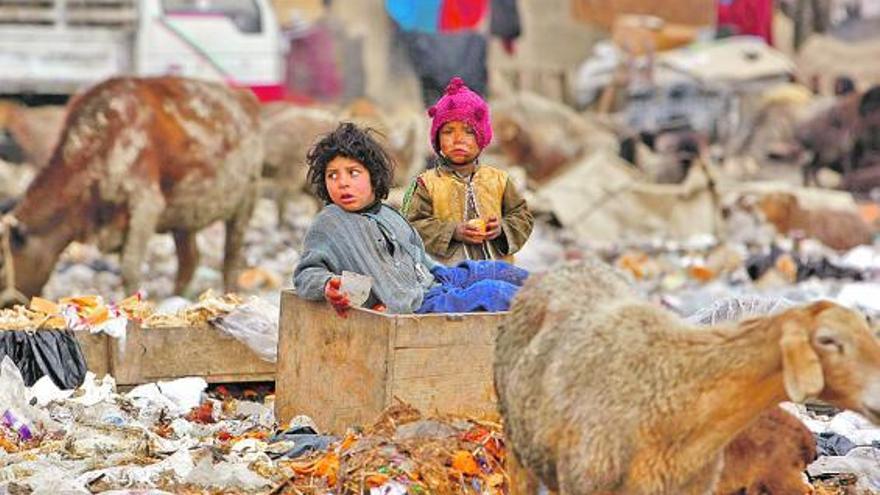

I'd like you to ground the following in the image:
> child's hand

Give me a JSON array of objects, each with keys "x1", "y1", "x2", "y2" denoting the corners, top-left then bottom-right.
[
  {"x1": 453, "y1": 222, "x2": 487, "y2": 244},
  {"x1": 324, "y1": 277, "x2": 350, "y2": 317},
  {"x1": 485, "y1": 217, "x2": 503, "y2": 240}
]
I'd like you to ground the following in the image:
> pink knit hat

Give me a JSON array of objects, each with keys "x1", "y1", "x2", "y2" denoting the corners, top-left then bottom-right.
[{"x1": 428, "y1": 77, "x2": 493, "y2": 154}]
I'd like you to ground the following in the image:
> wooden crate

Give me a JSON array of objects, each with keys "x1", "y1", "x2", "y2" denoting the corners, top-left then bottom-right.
[
  {"x1": 74, "y1": 331, "x2": 112, "y2": 377},
  {"x1": 113, "y1": 324, "x2": 275, "y2": 385},
  {"x1": 75, "y1": 322, "x2": 275, "y2": 386},
  {"x1": 276, "y1": 291, "x2": 505, "y2": 433}
]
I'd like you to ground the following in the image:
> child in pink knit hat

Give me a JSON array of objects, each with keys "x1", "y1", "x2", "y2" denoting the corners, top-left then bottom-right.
[{"x1": 402, "y1": 77, "x2": 533, "y2": 266}]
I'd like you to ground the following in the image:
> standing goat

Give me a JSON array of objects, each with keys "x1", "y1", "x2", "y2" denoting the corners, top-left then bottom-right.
[
  {"x1": 0, "y1": 76, "x2": 262, "y2": 304},
  {"x1": 495, "y1": 257, "x2": 880, "y2": 495}
]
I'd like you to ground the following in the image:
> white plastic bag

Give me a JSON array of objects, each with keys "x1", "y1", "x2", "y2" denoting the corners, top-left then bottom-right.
[
  {"x1": 158, "y1": 377, "x2": 208, "y2": 413},
  {"x1": 0, "y1": 356, "x2": 59, "y2": 436},
  {"x1": 184, "y1": 457, "x2": 271, "y2": 491},
  {"x1": 686, "y1": 295, "x2": 794, "y2": 325},
  {"x1": 211, "y1": 298, "x2": 278, "y2": 363}
]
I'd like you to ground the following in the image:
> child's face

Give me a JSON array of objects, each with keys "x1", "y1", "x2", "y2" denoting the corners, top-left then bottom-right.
[
  {"x1": 325, "y1": 156, "x2": 376, "y2": 212},
  {"x1": 439, "y1": 121, "x2": 480, "y2": 165}
]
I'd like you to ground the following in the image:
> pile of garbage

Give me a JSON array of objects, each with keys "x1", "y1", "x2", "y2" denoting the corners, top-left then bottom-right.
[
  {"x1": 786, "y1": 403, "x2": 880, "y2": 495},
  {"x1": 593, "y1": 239, "x2": 880, "y2": 321},
  {"x1": 0, "y1": 291, "x2": 248, "y2": 333},
  {"x1": 274, "y1": 402, "x2": 507, "y2": 495},
  {"x1": 0, "y1": 358, "x2": 508, "y2": 494},
  {"x1": 0, "y1": 358, "x2": 280, "y2": 493}
]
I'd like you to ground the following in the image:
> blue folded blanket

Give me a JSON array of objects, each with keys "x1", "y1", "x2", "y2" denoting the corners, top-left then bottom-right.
[{"x1": 416, "y1": 260, "x2": 529, "y2": 314}]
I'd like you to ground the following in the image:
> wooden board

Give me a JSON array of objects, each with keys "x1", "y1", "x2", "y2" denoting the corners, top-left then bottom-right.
[
  {"x1": 75, "y1": 322, "x2": 275, "y2": 386},
  {"x1": 276, "y1": 291, "x2": 504, "y2": 433},
  {"x1": 113, "y1": 324, "x2": 276, "y2": 385},
  {"x1": 74, "y1": 331, "x2": 111, "y2": 377}
]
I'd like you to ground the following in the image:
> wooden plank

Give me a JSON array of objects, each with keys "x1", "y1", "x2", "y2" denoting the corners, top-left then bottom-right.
[
  {"x1": 112, "y1": 323, "x2": 275, "y2": 386},
  {"x1": 390, "y1": 312, "x2": 501, "y2": 420},
  {"x1": 74, "y1": 331, "x2": 110, "y2": 377},
  {"x1": 393, "y1": 312, "x2": 501, "y2": 348},
  {"x1": 276, "y1": 292, "x2": 392, "y2": 433}
]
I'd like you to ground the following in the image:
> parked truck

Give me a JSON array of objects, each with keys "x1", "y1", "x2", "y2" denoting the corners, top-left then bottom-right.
[{"x1": 0, "y1": 0, "x2": 284, "y2": 101}]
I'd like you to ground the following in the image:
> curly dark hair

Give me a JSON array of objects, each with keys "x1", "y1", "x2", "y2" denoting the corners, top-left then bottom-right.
[{"x1": 306, "y1": 122, "x2": 395, "y2": 204}]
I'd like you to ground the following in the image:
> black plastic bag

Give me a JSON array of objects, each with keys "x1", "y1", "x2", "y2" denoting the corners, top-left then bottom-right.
[{"x1": 0, "y1": 329, "x2": 87, "y2": 389}]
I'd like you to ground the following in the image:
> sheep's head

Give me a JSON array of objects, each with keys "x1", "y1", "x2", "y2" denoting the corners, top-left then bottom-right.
[{"x1": 779, "y1": 300, "x2": 880, "y2": 423}]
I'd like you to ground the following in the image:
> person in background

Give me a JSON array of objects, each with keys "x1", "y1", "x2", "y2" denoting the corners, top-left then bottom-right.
[
  {"x1": 386, "y1": 0, "x2": 521, "y2": 107},
  {"x1": 293, "y1": 122, "x2": 528, "y2": 316},
  {"x1": 834, "y1": 75, "x2": 856, "y2": 96},
  {"x1": 402, "y1": 77, "x2": 533, "y2": 266}
]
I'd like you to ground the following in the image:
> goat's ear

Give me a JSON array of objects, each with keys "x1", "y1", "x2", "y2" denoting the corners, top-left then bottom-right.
[
  {"x1": 780, "y1": 321, "x2": 824, "y2": 402},
  {"x1": 807, "y1": 300, "x2": 836, "y2": 316}
]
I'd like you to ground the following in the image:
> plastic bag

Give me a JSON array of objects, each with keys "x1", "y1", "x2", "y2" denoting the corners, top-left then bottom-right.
[
  {"x1": 184, "y1": 457, "x2": 271, "y2": 491},
  {"x1": 685, "y1": 296, "x2": 794, "y2": 325},
  {"x1": 268, "y1": 425, "x2": 337, "y2": 459},
  {"x1": 211, "y1": 298, "x2": 278, "y2": 363},
  {"x1": 0, "y1": 328, "x2": 87, "y2": 388},
  {"x1": 157, "y1": 377, "x2": 208, "y2": 412},
  {"x1": 28, "y1": 374, "x2": 74, "y2": 407},
  {"x1": 807, "y1": 447, "x2": 880, "y2": 493},
  {"x1": 69, "y1": 372, "x2": 116, "y2": 407},
  {"x1": 0, "y1": 356, "x2": 59, "y2": 436},
  {"x1": 76, "y1": 448, "x2": 194, "y2": 489}
]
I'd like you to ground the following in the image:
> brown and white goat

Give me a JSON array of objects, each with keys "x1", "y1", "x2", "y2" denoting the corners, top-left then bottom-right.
[{"x1": 495, "y1": 258, "x2": 880, "y2": 495}]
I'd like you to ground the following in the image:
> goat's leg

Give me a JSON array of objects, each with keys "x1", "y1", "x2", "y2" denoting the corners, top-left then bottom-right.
[
  {"x1": 274, "y1": 184, "x2": 289, "y2": 228},
  {"x1": 275, "y1": 196, "x2": 287, "y2": 228},
  {"x1": 223, "y1": 191, "x2": 256, "y2": 292},
  {"x1": 507, "y1": 452, "x2": 543, "y2": 495},
  {"x1": 172, "y1": 229, "x2": 199, "y2": 295},
  {"x1": 677, "y1": 455, "x2": 724, "y2": 495},
  {"x1": 121, "y1": 195, "x2": 164, "y2": 295},
  {"x1": 801, "y1": 150, "x2": 820, "y2": 187}
]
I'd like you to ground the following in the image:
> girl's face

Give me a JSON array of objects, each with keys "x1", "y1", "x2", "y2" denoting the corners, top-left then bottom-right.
[
  {"x1": 438, "y1": 120, "x2": 480, "y2": 165},
  {"x1": 325, "y1": 156, "x2": 376, "y2": 212}
]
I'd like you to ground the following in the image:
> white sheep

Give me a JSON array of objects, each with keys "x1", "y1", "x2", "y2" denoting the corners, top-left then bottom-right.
[{"x1": 495, "y1": 257, "x2": 880, "y2": 495}]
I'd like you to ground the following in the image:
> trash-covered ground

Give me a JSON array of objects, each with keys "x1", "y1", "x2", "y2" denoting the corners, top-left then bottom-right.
[
  {"x1": 0, "y1": 358, "x2": 508, "y2": 494},
  {"x1": 0, "y1": 354, "x2": 875, "y2": 494}
]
